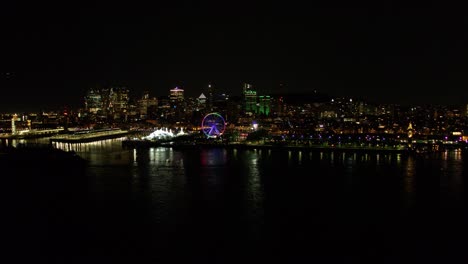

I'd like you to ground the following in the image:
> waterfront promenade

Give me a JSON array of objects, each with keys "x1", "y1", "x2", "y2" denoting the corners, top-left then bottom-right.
[
  {"x1": 122, "y1": 139, "x2": 409, "y2": 153},
  {"x1": 50, "y1": 129, "x2": 129, "y2": 143},
  {"x1": 0, "y1": 128, "x2": 64, "y2": 139}
]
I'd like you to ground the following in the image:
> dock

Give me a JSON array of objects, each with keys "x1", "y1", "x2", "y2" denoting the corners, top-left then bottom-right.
[
  {"x1": 50, "y1": 129, "x2": 129, "y2": 143},
  {"x1": 122, "y1": 139, "x2": 409, "y2": 153},
  {"x1": 0, "y1": 128, "x2": 64, "y2": 139}
]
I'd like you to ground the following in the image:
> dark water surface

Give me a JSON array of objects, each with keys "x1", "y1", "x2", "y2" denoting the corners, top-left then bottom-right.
[{"x1": 4, "y1": 139, "x2": 468, "y2": 263}]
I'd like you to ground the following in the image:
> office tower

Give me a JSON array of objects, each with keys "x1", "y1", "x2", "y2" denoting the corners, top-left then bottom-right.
[
  {"x1": 169, "y1": 86, "x2": 184, "y2": 103},
  {"x1": 111, "y1": 87, "x2": 130, "y2": 114},
  {"x1": 84, "y1": 88, "x2": 103, "y2": 114},
  {"x1": 258, "y1": 95, "x2": 271, "y2": 116},
  {"x1": 242, "y1": 83, "x2": 257, "y2": 115},
  {"x1": 197, "y1": 93, "x2": 207, "y2": 105}
]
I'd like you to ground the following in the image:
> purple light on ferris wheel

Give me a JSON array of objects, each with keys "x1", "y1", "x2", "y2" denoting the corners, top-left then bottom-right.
[{"x1": 201, "y1": 112, "x2": 226, "y2": 138}]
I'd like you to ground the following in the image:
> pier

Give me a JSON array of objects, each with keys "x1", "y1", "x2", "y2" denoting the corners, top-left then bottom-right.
[
  {"x1": 50, "y1": 129, "x2": 129, "y2": 143},
  {"x1": 0, "y1": 128, "x2": 64, "y2": 139}
]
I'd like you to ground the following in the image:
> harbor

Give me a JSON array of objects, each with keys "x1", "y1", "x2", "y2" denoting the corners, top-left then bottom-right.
[
  {"x1": 49, "y1": 128, "x2": 130, "y2": 143},
  {"x1": 0, "y1": 128, "x2": 64, "y2": 139},
  {"x1": 121, "y1": 139, "x2": 410, "y2": 153}
]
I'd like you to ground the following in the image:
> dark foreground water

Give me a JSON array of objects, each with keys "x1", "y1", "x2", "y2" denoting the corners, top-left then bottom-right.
[{"x1": 3, "y1": 139, "x2": 468, "y2": 263}]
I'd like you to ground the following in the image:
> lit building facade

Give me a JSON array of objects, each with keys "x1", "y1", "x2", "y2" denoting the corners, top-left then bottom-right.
[
  {"x1": 84, "y1": 89, "x2": 103, "y2": 114},
  {"x1": 110, "y1": 87, "x2": 130, "y2": 116},
  {"x1": 206, "y1": 83, "x2": 215, "y2": 110},
  {"x1": 197, "y1": 93, "x2": 207, "y2": 107},
  {"x1": 243, "y1": 83, "x2": 257, "y2": 115},
  {"x1": 169, "y1": 87, "x2": 184, "y2": 103},
  {"x1": 258, "y1": 95, "x2": 271, "y2": 116},
  {"x1": 138, "y1": 91, "x2": 158, "y2": 119},
  {"x1": 84, "y1": 87, "x2": 129, "y2": 119}
]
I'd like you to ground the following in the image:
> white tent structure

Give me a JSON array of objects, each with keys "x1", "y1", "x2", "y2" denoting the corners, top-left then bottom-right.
[{"x1": 144, "y1": 128, "x2": 187, "y2": 140}]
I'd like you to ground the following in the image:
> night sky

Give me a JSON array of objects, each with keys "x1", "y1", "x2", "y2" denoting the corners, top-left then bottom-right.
[{"x1": 2, "y1": 2, "x2": 468, "y2": 112}]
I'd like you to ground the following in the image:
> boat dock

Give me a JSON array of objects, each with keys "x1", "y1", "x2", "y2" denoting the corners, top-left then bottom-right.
[
  {"x1": 0, "y1": 128, "x2": 64, "y2": 139},
  {"x1": 50, "y1": 129, "x2": 129, "y2": 143}
]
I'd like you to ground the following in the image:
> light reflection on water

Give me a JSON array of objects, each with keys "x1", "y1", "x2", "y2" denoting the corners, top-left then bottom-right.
[
  {"x1": 403, "y1": 156, "x2": 415, "y2": 192},
  {"x1": 439, "y1": 150, "x2": 464, "y2": 203},
  {"x1": 52, "y1": 137, "x2": 131, "y2": 166},
  {"x1": 22, "y1": 139, "x2": 468, "y2": 259},
  {"x1": 1, "y1": 137, "x2": 51, "y2": 147},
  {"x1": 402, "y1": 155, "x2": 416, "y2": 208}
]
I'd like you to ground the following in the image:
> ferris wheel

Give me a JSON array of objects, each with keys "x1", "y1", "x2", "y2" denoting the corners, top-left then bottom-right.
[{"x1": 201, "y1": 113, "x2": 226, "y2": 138}]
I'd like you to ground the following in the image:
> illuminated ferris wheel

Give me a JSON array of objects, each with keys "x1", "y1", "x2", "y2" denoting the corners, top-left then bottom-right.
[{"x1": 201, "y1": 113, "x2": 226, "y2": 138}]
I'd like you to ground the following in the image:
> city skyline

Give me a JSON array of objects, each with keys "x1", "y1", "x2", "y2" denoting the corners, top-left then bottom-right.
[
  {"x1": 3, "y1": 2, "x2": 468, "y2": 112},
  {"x1": 3, "y1": 3, "x2": 468, "y2": 261}
]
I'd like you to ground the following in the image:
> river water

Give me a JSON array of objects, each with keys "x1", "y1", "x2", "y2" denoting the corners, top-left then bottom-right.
[{"x1": 4, "y1": 138, "x2": 468, "y2": 263}]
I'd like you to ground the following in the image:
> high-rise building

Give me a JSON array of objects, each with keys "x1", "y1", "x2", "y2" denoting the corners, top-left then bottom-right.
[
  {"x1": 275, "y1": 96, "x2": 284, "y2": 116},
  {"x1": 100, "y1": 88, "x2": 113, "y2": 114},
  {"x1": 258, "y1": 95, "x2": 271, "y2": 116},
  {"x1": 206, "y1": 83, "x2": 215, "y2": 110},
  {"x1": 84, "y1": 87, "x2": 129, "y2": 119},
  {"x1": 138, "y1": 91, "x2": 158, "y2": 119},
  {"x1": 242, "y1": 83, "x2": 257, "y2": 115},
  {"x1": 197, "y1": 93, "x2": 207, "y2": 106},
  {"x1": 110, "y1": 87, "x2": 130, "y2": 114},
  {"x1": 84, "y1": 88, "x2": 103, "y2": 114},
  {"x1": 169, "y1": 87, "x2": 184, "y2": 103}
]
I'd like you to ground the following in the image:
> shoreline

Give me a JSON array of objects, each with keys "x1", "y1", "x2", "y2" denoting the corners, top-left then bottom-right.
[
  {"x1": 50, "y1": 129, "x2": 130, "y2": 143},
  {"x1": 122, "y1": 140, "x2": 409, "y2": 153}
]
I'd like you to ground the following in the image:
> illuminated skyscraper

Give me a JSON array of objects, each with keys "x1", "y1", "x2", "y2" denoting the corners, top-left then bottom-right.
[
  {"x1": 243, "y1": 83, "x2": 257, "y2": 115},
  {"x1": 84, "y1": 87, "x2": 129, "y2": 119},
  {"x1": 138, "y1": 91, "x2": 158, "y2": 119},
  {"x1": 276, "y1": 96, "x2": 284, "y2": 116},
  {"x1": 169, "y1": 86, "x2": 184, "y2": 103},
  {"x1": 206, "y1": 83, "x2": 215, "y2": 110},
  {"x1": 197, "y1": 93, "x2": 207, "y2": 105},
  {"x1": 258, "y1": 95, "x2": 271, "y2": 116},
  {"x1": 110, "y1": 87, "x2": 130, "y2": 114},
  {"x1": 84, "y1": 88, "x2": 103, "y2": 114}
]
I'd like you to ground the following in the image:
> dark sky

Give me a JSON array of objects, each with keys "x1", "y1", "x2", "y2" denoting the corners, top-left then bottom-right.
[{"x1": 2, "y1": 1, "x2": 468, "y2": 112}]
